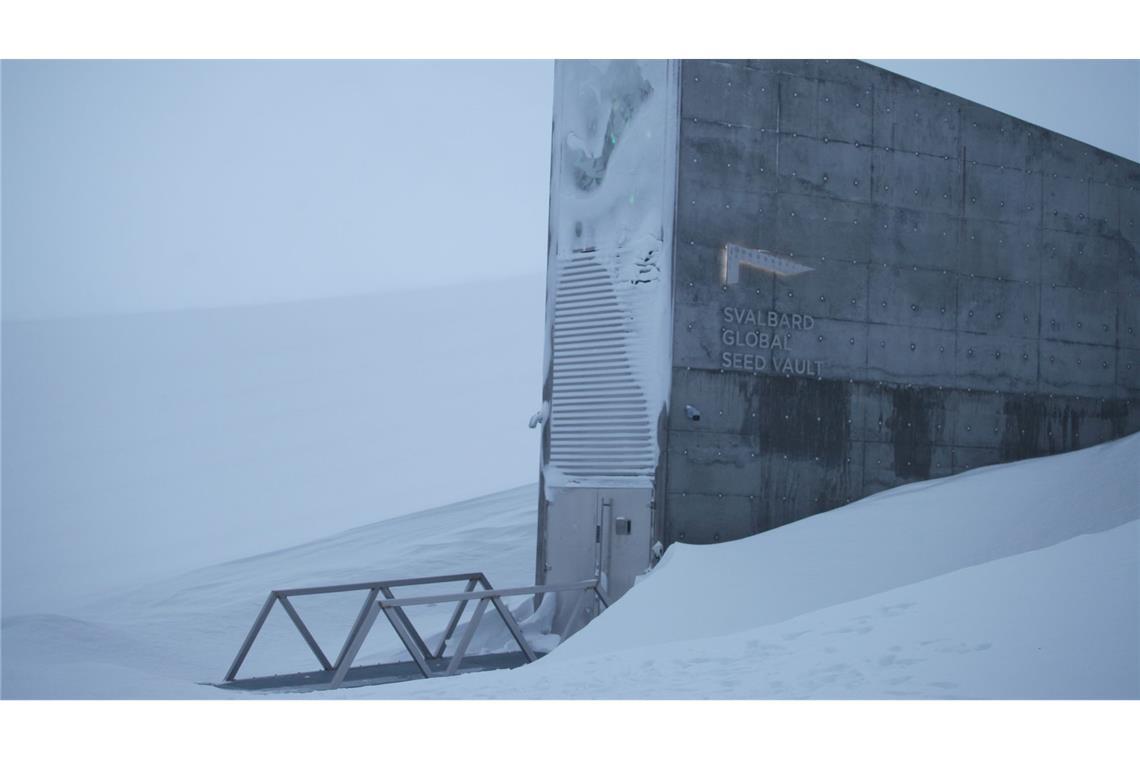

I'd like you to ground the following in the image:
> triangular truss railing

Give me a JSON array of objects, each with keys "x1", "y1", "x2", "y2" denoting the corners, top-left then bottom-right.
[{"x1": 223, "y1": 572, "x2": 608, "y2": 689}]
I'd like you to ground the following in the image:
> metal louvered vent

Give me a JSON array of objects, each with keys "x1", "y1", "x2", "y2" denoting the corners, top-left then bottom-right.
[{"x1": 549, "y1": 253, "x2": 656, "y2": 480}]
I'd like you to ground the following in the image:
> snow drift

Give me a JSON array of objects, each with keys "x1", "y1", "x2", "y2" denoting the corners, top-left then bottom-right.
[
  {"x1": 383, "y1": 433, "x2": 1139, "y2": 699},
  {"x1": 556, "y1": 429, "x2": 1139, "y2": 660},
  {"x1": 3, "y1": 433, "x2": 1137, "y2": 699}
]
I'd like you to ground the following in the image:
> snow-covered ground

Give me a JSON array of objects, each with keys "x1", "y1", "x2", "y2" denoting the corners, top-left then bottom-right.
[
  {"x1": 3, "y1": 432, "x2": 1137, "y2": 699},
  {"x1": 1, "y1": 277, "x2": 545, "y2": 613},
  {"x1": 1, "y1": 485, "x2": 541, "y2": 698}
]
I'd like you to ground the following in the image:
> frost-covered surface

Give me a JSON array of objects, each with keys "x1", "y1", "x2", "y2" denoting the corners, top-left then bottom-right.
[
  {"x1": 552, "y1": 60, "x2": 672, "y2": 270},
  {"x1": 4, "y1": 433, "x2": 1137, "y2": 699},
  {"x1": 541, "y1": 60, "x2": 677, "y2": 491}
]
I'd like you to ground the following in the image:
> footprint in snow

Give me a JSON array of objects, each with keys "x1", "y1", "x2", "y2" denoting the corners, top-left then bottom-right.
[{"x1": 879, "y1": 602, "x2": 916, "y2": 617}]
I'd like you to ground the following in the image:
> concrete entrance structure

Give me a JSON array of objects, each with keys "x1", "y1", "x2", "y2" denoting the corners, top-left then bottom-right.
[{"x1": 534, "y1": 60, "x2": 1140, "y2": 624}]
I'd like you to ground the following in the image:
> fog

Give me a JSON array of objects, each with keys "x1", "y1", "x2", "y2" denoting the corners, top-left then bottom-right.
[{"x1": 2, "y1": 59, "x2": 1137, "y2": 613}]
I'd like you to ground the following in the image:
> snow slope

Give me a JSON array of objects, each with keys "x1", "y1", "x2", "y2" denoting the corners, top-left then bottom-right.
[
  {"x1": 3, "y1": 434, "x2": 1137, "y2": 699},
  {"x1": 1, "y1": 275, "x2": 545, "y2": 613},
  {"x1": 2, "y1": 485, "x2": 541, "y2": 698},
  {"x1": 381, "y1": 520, "x2": 1138, "y2": 699},
  {"x1": 555, "y1": 428, "x2": 1139, "y2": 660},
  {"x1": 370, "y1": 432, "x2": 1140, "y2": 699}
]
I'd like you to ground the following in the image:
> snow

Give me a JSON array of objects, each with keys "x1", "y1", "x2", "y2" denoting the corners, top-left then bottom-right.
[
  {"x1": 375, "y1": 432, "x2": 1140, "y2": 699},
  {"x1": 3, "y1": 485, "x2": 543, "y2": 698},
  {"x1": 382, "y1": 521, "x2": 1138, "y2": 699},
  {"x1": 552, "y1": 60, "x2": 672, "y2": 256},
  {"x1": 2, "y1": 276, "x2": 545, "y2": 613},
  {"x1": 3, "y1": 429, "x2": 1137, "y2": 699},
  {"x1": 541, "y1": 60, "x2": 677, "y2": 491},
  {"x1": 554, "y1": 429, "x2": 1139, "y2": 660}
]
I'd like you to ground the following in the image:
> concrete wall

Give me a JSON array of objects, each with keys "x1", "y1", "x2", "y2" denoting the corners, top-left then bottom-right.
[{"x1": 663, "y1": 59, "x2": 1140, "y2": 545}]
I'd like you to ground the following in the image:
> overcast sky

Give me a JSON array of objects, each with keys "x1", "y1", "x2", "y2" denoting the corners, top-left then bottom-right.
[
  {"x1": 2, "y1": 59, "x2": 1138, "y2": 320},
  {"x1": 2, "y1": 59, "x2": 1138, "y2": 611}
]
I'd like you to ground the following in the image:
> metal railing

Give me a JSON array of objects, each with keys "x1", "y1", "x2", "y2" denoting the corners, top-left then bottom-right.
[{"x1": 223, "y1": 571, "x2": 608, "y2": 689}]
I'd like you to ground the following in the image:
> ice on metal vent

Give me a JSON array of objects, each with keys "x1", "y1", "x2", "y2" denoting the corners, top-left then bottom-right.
[{"x1": 548, "y1": 252, "x2": 656, "y2": 480}]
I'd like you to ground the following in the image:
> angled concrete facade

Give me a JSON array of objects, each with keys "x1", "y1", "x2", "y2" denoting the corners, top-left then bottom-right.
[
  {"x1": 536, "y1": 60, "x2": 1140, "y2": 613},
  {"x1": 664, "y1": 59, "x2": 1140, "y2": 545}
]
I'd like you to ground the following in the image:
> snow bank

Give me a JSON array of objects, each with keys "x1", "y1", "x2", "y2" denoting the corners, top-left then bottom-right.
[
  {"x1": 379, "y1": 519, "x2": 1138, "y2": 699},
  {"x1": 3, "y1": 432, "x2": 1137, "y2": 699},
  {"x1": 553, "y1": 431, "x2": 1139, "y2": 660}
]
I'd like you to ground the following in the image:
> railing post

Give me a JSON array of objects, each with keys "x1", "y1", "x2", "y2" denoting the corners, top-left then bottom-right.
[
  {"x1": 277, "y1": 594, "x2": 333, "y2": 671},
  {"x1": 379, "y1": 586, "x2": 433, "y2": 663},
  {"x1": 333, "y1": 587, "x2": 380, "y2": 671},
  {"x1": 489, "y1": 595, "x2": 538, "y2": 663},
  {"x1": 444, "y1": 597, "x2": 489, "y2": 676},
  {"x1": 223, "y1": 592, "x2": 277, "y2": 682},
  {"x1": 434, "y1": 577, "x2": 479, "y2": 659},
  {"x1": 329, "y1": 590, "x2": 382, "y2": 689},
  {"x1": 379, "y1": 588, "x2": 433, "y2": 679}
]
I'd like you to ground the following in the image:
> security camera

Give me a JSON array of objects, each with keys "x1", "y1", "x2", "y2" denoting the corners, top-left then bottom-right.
[{"x1": 684, "y1": 404, "x2": 701, "y2": 422}]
